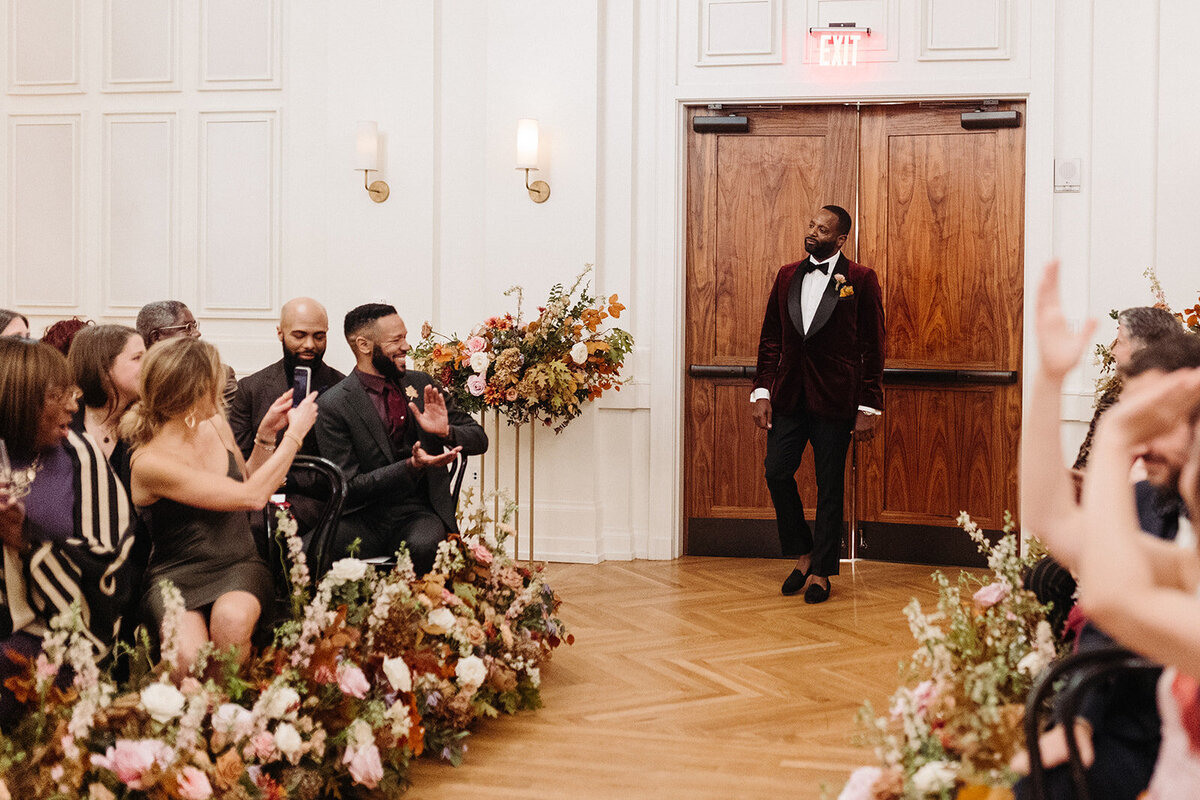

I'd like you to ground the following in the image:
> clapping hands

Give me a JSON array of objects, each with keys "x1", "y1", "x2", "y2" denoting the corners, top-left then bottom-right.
[{"x1": 410, "y1": 384, "x2": 451, "y2": 439}]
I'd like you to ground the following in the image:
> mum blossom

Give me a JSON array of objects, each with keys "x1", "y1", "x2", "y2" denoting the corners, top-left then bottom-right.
[
  {"x1": 837, "y1": 766, "x2": 882, "y2": 800},
  {"x1": 90, "y1": 739, "x2": 174, "y2": 790},
  {"x1": 338, "y1": 663, "x2": 371, "y2": 698},
  {"x1": 972, "y1": 580, "x2": 1010, "y2": 609},
  {"x1": 466, "y1": 374, "x2": 487, "y2": 396},
  {"x1": 176, "y1": 766, "x2": 213, "y2": 800}
]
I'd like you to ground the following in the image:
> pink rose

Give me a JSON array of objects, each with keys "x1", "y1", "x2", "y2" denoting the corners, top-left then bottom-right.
[
  {"x1": 470, "y1": 542, "x2": 493, "y2": 565},
  {"x1": 90, "y1": 739, "x2": 173, "y2": 789},
  {"x1": 344, "y1": 743, "x2": 384, "y2": 788},
  {"x1": 972, "y1": 581, "x2": 1010, "y2": 609},
  {"x1": 466, "y1": 375, "x2": 486, "y2": 396},
  {"x1": 466, "y1": 336, "x2": 487, "y2": 353},
  {"x1": 338, "y1": 664, "x2": 370, "y2": 699},
  {"x1": 250, "y1": 730, "x2": 276, "y2": 761},
  {"x1": 177, "y1": 766, "x2": 213, "y2": 800},
  {"x1": 179, "y1": 677, "x2": 203, "y2": 696}
]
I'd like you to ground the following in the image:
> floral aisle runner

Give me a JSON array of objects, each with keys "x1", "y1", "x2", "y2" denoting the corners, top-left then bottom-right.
[
  {"x1": 835, "y1": 514, "x2": 1065, "y2": 800},
  {"x1": 0, "y1": 493, "x2": 570, "y2": 798}
]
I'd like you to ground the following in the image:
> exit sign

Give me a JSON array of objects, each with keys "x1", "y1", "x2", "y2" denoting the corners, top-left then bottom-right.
[{"x1": 810, "y1": 25, "x2": 870, "y2": 67}]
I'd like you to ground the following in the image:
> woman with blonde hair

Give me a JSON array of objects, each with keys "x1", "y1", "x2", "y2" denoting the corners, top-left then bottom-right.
[{"x1": 123, "y1": 336, "x2": 317, "y2": 676}]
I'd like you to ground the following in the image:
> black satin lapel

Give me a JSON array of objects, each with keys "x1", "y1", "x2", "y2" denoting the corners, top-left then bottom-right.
[
  {"x1": 786, "y1": 271, "x2": 807, "y2": 337},
  {"x1": 349, "y1": 378, "x2": 396, "y2": 459},
  {"x1": 805, "y1": 277, "x2": 840, "y2": 340}
]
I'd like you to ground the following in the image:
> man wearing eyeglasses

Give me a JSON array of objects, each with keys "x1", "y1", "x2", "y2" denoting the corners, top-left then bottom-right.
[{"x1": 135, "y1": 300, "x2": 237, "y2": 405}]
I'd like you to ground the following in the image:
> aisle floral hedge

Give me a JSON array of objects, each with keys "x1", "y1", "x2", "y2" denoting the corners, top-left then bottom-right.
[
  {"x1": 410, "y1": 265, "x2": 633, "y2": 432},
  {"x1": 836, "y1": 514, "x2": 1067, "y2": 800},
  {"x1": 0, "y1": 492, "x2": 570, "y2": 799}
]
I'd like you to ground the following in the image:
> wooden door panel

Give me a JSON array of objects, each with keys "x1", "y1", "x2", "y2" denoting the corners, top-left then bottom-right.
[
  {"x1": 685, "y1": 106, "x2": 857, "y2": 554},
  {"x1": 714, "y1": 135, "x2": 829, "y2": 363},
  {"x1": 884, "y1": 132, "x2": 1013, "y2": 368},
  {"x1": 859, "y1": 103, "x2": 1024, "y2": 547}
]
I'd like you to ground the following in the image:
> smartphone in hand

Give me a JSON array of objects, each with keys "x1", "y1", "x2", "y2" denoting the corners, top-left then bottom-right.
[{"x1": 292, "y1": 366, "x2": 311, "y2": 407}]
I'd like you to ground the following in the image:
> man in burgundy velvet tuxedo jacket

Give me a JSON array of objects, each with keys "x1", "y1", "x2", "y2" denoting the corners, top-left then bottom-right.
[{"x1": 751, "y1": 205, "x2": 885, "y2": 603}]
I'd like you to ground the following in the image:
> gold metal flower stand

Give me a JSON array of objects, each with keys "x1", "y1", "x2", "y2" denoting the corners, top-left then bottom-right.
[{"x1": 480, "y1": 410, "x2": 536, "y2": 562}]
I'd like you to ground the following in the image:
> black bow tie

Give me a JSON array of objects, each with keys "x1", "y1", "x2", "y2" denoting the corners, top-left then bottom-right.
[{"x1": 804, "y1": 258, "x2": 830, "y2": 275}]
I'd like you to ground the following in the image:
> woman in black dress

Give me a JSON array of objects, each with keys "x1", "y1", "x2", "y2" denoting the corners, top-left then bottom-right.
[{"x1": 122, "y1": 337, "x2": 317, "y2": 677}]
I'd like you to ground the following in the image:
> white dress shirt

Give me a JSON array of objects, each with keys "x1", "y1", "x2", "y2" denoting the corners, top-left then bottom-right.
[{"x1": 750, "y1": 251, "x2": 880, "y2": 415}]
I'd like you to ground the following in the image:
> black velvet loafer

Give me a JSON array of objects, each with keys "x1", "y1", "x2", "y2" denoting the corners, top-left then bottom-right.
[
  {"x1": 781, "y1": 568, "x2": 807, "y2": 596},
  {"x1": 804, "y1": 579, "x2": 831, "y2": 604}
]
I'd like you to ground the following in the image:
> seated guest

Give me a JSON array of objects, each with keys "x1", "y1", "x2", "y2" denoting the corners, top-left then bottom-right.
[
  {"x1": 315, "y1": 303, "x2": 487, "y2": 573},
  {"x1": 1073, "y1": 350, "x2": 1200, "y2": 796},
  {"x1": 0, "y1": 339, "x2": 135, "y2": 729},
  {"x1": 41, "y1": 316, "x2": 93, "y2": 356},
  {"x1": 135, "y1": 300, "x2": 238, "y2": 405},
  {"x1": 67, "y1": 324, "x2": 145, "y2": 484},
  {"x1": 229, "y1": 297, "x2": 345, "y2": 458},
  {"x1": 122, "y1": 338, "x2": 318, "y2": 677},
  {"x1": 1027, "y1": 305, "x2": 1184, "y2": 632},
  {"x1": 1072, "y1": 305, "x2": 1182, "y2": 471},
  {"x1": 68, "y1": 325, "x2": 149, "y2": 642},
  {"x1": 1016, "y1": 262, "x2": 1200, "y2": 800},
  {"x1": 0, "y1": 309, "x2": 29, "y2": 338}
]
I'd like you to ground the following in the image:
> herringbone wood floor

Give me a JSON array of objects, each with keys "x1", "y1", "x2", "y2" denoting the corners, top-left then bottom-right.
[{"x1": 405, "y1": 557, "x2": 953, "y2": 800}]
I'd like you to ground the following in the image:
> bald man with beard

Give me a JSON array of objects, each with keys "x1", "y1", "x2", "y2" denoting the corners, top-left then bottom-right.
[{"x1": 228, "y1": 297, "x2": 346, "y2": 459}]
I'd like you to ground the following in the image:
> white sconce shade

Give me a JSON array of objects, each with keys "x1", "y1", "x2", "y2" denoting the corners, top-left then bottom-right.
[
  {"x1": 355, "y1": 120, "x2": 379, "y2": 171},
  {"x1": 516, "y1": 118, "x2": 540, "y2": 169}
]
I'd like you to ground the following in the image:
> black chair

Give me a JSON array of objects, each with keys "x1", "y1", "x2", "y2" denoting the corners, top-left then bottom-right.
[
  {"x1": 1023, "y1": 646, "x2": 1159, "y2": 800},
  {"x1": 260, "y1": 455, "x2": 347, "y2": 619}
]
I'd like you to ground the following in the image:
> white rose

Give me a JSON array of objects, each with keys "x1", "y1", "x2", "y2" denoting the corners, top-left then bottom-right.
[
  {"x1": 212, "y1": 703, "x2": 253, "y2": 737},
  {"x1": 910, "y1": 761, "x2": 958, "y2": 795},
  {"x1": 425, "y1": 607, "x2": 457, "y2": 634},
  {"x1": 274, "y1": 722, "x2": 303, "y2": 763},
  {"x1": 347, "y1": 717, "x2": 374, "y2": 748},
  {"x1": 263, "y1": 685, "x2": 301, "y2": 720},
  {"x1": 140, "y1": 681, "x2": 186, "y2": 723},
  {"x1": 382, "y1": 656, "x2": 412, "y2": 693},
  {"x1": 328, "y1": 558, "x2": 368, "y2": 584},
  {"x1": 455, "y1": 655, "x2": 488, "y2": 692},
  {"x1": 570, "y1": 341, "x2": 588, "y2": 365},
  {"x1": 469, "y1": 351, "x2": 490, "y2": 374}
]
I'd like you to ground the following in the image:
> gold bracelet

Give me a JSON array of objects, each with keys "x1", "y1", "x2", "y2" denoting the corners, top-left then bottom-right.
[
  {"x1": 254, "y1": 436, "x2": 276, "y2": 453},
  {"x1": 284, "y1": 432, "x2": 304, "y2": 450}
]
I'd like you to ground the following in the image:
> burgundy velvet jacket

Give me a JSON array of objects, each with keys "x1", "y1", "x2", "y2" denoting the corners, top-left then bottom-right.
[{"x1": 753, "y1": 255, "x2": 885, "y2": 420}]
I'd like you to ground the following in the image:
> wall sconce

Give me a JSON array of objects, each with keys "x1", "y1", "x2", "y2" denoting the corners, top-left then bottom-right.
[
  {"x1": 354, "y1": 121, "x2": 390, "y2": 203},
  {"x1": 515, "y1": 118, "x2": 550, "y2": 203}
]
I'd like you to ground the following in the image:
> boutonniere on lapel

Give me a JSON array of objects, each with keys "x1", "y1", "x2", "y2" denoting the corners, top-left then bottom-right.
[
  {"x1": 406, "y1": 386, "x2": 419, "y2": 400},
  {"x1": 833, "y1": 273, "x2": 854, "y2": 298}
]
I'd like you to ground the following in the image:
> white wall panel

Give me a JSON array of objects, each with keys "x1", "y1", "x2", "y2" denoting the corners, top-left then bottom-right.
[
  {"x1": 198, "y1": 112, "x2": 277, "y2": 315},
  {"x1": 200, "y1": 0, "x2": 280, "y2": 89},
  {"x1": 9, "y1": 0, "x2": 80, "y2": 92},
  {"x1": 919, "y1": 0, "x2": 1010, "y2": 60},
  {"x1": 698, "y1": 0, "x2": 782, "y2": 65},
  {"x1": 9, "y1": 116, "x2": 79, "y2": 308},
  {"x1": 103, "y1": 114, "x2": 175, "y2": 311},
  {"x1": 104, "y1": 0, "x2": 177, "y2": 91}
]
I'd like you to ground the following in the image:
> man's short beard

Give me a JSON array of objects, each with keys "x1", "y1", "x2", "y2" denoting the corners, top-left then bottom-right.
[
  {"x1": 371, "y1": 343, "x2": 406, "y2": 383},
  {"x1": 281, "y1": 343, "x2": 324, "y2": 380}
]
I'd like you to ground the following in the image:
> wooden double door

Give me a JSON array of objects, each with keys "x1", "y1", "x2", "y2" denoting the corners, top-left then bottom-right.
[{"x1": 684, "y1": 103, "x2": 1025, "y2": 565}]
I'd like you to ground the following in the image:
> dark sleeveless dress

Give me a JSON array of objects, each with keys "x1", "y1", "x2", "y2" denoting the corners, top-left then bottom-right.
[{"x1": 139, "y1": 451, "x2": 272, "y2": 627}]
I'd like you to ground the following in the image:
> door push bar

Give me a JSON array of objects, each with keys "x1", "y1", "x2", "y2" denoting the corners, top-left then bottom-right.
[{"x1": 688, "y1": 365, "x2": 1018, "y2": 385}]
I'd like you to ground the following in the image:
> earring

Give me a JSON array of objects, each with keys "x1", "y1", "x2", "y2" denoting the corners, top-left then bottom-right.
[{"x1": 184, "y1": 409, "x2": 198, "y2": 429}]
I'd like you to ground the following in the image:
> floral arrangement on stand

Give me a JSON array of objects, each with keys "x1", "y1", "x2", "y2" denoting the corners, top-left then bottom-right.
[
  {"x1": 836, "y1": 513, "x2": 1067, "y2": 800},
  {"x1": 0, "y1": 495, "x2": 570, "y2": 799},
  {"x1": 410, "y1": 264, "x2": 633, "y2": 432}
]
